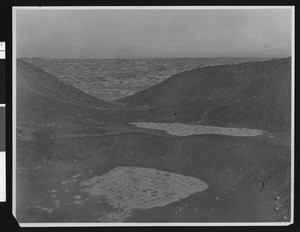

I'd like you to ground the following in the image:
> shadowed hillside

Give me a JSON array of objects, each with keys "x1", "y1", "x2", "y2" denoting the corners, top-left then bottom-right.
[
  {"x1": 16, "y1": 59, "x2": 124, "y2": 140},
  {"x1": 17, "y1": 59, "x2": 113, "y2": 109},
  {"x1": 119, "y1": 58, "x2": 291, "y2": 130},
  {"x1": 16, "y1": 86, "x2": 120, "y2": 126},
  {"x1": 119, "y1": 58, "x2": 290, "y2": 107}
]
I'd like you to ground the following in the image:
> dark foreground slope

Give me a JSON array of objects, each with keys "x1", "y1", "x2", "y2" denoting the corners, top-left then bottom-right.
[
  {"x1": 16, "y1": 133, "x2": 290, "y2": 222},
  {"x1": 119, "y1": 58, "x2": 291, "y2": 130}
]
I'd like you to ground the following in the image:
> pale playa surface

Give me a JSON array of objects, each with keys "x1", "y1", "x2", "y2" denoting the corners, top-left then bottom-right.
[
  {"x1": 130, "y1": 122, "x2": 267, "y2": 137},
  {"x1": 80, "y1": 166, "x2": 207, "y2": 221}
]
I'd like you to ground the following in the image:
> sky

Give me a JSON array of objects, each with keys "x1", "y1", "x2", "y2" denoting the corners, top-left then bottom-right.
[{"x1": 15, "y1": 8, "x2": 292, "y2": 59}]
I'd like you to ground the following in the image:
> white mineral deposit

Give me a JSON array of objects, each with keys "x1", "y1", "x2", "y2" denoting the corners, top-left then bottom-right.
[
  {"x1": 130, "y1": 122, "x2": 266, "y2": 137},
  {"x1": 80, "y1": 166, "x2": 207, "y2": 220}
]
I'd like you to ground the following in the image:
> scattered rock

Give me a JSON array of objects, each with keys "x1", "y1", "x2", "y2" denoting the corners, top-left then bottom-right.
[
  {"x1": 216, "y1": 197, "x2": 219, "y2": 200},
  {"x1": 74, "y1": 195, "x2": 81, "y2": 200},
  {"x1": 34, "y1": 206, "x2": 53, "y2": 213},
  {"x1": 72, "y1": 174, "x2": 82, "y2": 179}
]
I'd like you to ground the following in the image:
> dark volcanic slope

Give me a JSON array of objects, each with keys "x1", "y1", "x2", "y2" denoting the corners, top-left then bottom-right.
[
  {"x1": 119, "y1": 58, "x2": 290, "y2": 107},
  {"x1": 119, "y1": 58, "x2": 291, "y2": 129},
  {"x1": 16, "y1": 59, "x2": 127, "y2": 133},
  {"x1": 16, "y1": 86, "x2": 117, "y2": 126},
  {"x1": 17, "y1": 59, "x2": 112, "y2": 109},
  {"x1": 16, "y1": 132, "x2": 291, "y2": 222}
]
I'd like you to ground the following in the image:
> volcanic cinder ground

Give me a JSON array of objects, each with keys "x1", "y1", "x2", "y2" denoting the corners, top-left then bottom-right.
[{"x1": 15, "y1": 58, "x2": 291, "y2": 224}]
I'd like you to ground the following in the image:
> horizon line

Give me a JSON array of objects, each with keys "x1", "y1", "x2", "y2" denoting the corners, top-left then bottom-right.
[{"x1": 17, "y1": 55, "x2": 291, "y2": 61}]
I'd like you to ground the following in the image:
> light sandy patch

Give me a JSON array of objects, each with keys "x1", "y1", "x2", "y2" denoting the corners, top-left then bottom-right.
[
  {"x1": 80, "y1": 166, "x2": 207, "y2": 221},
  {"x1": 34, "y1": 206, "x2": 54, "y2": 213},
  {"x1": 72, "y1": 174, "x2": 82, "y2": 179},
  {"x1": 54, "y1": 200, "x2": 60, "y2": 206},
  {"x1": 97, "y1": 209, "x2": 132, "y2": 222},
  {"x1": 130, "y1": 122, "x2": 266, "y2": 137}
]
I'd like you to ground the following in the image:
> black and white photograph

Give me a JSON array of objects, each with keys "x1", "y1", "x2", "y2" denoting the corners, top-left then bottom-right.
[{"x1": 13, "y1": 6, "x2": 294, "y2": 226}]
